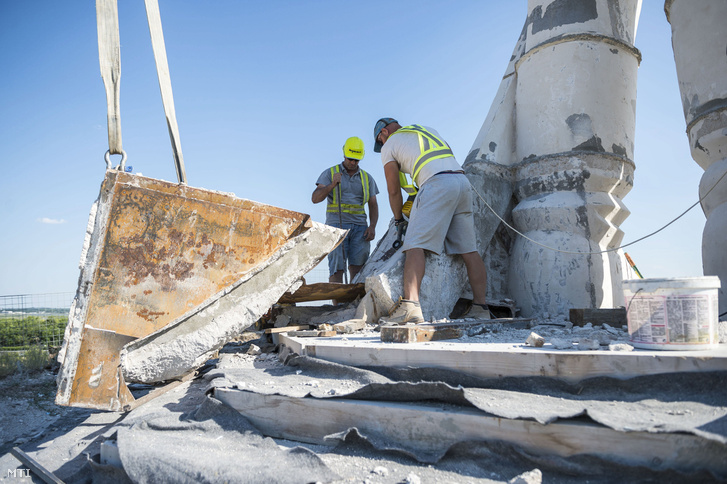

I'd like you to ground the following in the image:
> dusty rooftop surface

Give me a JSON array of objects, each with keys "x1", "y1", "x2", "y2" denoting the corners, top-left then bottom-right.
[{"x1": 1, "y1": 320, "x2": 726, "y2": 483}]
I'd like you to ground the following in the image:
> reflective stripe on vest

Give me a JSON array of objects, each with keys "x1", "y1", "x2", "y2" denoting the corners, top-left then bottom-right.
[
  {"x1": 392, "y1": 124, "x2": 454, "y2": 191},
  {"x1": 327, "y1": 165, "x2": 370, "y2": 215}
]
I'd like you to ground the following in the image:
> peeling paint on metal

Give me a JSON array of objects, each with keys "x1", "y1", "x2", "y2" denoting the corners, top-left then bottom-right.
[
  {"x1": 607, "y1": 0, "x2": 629, "y2": 43},
  {"x1": 612, "y1": 144, "x2": 627, "y2": 157},
  {"x1": 464, "y1": 148, "x2": 479, "y2": 165},
  {"x1": 573, "y1": 136, "x2": 605, "y2": 152},
  {"x1": 566, "y1": 113, "x2": 594, "y2": 139},
  {"x1": 529, "y1": 0, "x2": 598, "y2": 35}
]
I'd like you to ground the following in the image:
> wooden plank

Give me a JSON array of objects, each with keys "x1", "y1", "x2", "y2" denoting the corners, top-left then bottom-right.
[
  {"x1": 569, "y1": 308, "x2": 627, "y2": 327},
  {"x1": 265, "y1": 325, "x2": 310, "y2": 334},
  {"x1": 279, "y1": 334, "x2": 727, "y2": 383},
  {"x1": 215, "y1": 389, "x2": 726, "y2": 476},
  {"x1": 11, "y1": 447, "x2": 64, "y2": 484},
  {"x1": 122, "y1": 370, "x2": 196, "y2": 412},
  {"x1": 287, "y1": 330, "x2": 337, "y2": 338},
  {"x1": 380, "y1": 319, "x2": 531, "y2": 343},
  {"x1": 278, "y1": 282, "x2": 366, "y2": 304}
]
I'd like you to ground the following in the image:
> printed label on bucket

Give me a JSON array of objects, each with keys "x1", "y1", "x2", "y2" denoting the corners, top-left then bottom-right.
[{"x1": 628, "y1": 294, "x2": 717, "y2": 345}]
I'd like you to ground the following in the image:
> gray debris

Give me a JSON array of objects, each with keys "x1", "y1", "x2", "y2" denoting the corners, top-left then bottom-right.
[
  {"x1": 609, "y1": 343, "x2": 634, "y2": 352},
  {"x1": 509, "y1": 468, "x2": 543, "y2": 484},
  {"x1": 525, "y1": 332, "x2": 545, "y2": 347}
]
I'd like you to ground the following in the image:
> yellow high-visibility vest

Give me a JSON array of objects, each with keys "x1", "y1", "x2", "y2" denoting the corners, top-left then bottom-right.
[
  {"x1": 326, "y1": 165, "x2": 370, "y2": 215},
  {"x1": 393, "y1": 124, "x2": 454, "y2": 195}
]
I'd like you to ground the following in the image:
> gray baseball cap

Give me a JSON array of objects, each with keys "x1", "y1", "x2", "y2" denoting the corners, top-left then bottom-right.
[{"x1": 373, "y1": 117, "x2": 397, "y2": 153}]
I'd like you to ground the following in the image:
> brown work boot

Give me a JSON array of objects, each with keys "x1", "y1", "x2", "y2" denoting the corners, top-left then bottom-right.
[
  {"x1": 465, "y1": 303, "x2": 492, "y2": 320},
  {"x1": 382, "y1": 298, "x2": 424, "y2": 325}
]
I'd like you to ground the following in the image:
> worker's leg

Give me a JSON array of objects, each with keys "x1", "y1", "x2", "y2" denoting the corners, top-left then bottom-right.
[
  {"x1": 345, "y1": 224, "x2": 370, "y2": 283},
  {"x1": 403, "y1": 248, "x2": 425, "y2": 301},
  {"x1": 327, "y1": 234, "x2": 346, "y2": 284},
  {"x1": 461, "y1": 251, "x2": 487, "y2": 305},
  {"x1": 348, "y1": 264, "x2": 363, "y2": 281}
]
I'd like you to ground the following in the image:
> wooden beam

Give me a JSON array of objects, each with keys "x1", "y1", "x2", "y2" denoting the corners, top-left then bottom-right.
[
  {"x1": 215, "y1": 389, "x2": 726, "y2": 476},
  {"x1": 286, "y1": 330, "x2": 337, "y2": 338},
  {"x1": 380, "y1": 319, "x2": 531, "y2": 343},
  {"x1": 278, "y1": 282, "x2": 365, "y2": 304},
  {"x1": 11, "y1": 447, "x2": 64, "y2": 484},
  {"x1": 279, "y1": 334, "x2": 727, "y2": 383},
  {"x1": 265, "y1": 325, "x2": 310, "y2": 334}
]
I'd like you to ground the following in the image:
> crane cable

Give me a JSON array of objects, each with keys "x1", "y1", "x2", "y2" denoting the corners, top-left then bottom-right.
[{"x1": 469, "y1": 162, "x2": 727, "y2": 256}]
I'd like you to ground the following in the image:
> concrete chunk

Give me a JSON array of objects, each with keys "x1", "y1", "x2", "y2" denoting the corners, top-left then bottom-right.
[
  {"x1": 356, "y1": 219, "x2": 468, "y2": 321},
  {"x1": 120, "y1": 221, "x2": 345, "y2": 383}
]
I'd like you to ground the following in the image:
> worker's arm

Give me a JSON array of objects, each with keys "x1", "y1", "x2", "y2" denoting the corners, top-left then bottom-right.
[
  {"x1": 383, "y1": 161, "x2": 403, "y2": 220},
  {"x1": 364, "y1": 194, "x2": 378, "y2": 241},
  {"x1": 311, "y1": 172, "x2": 342, "y2": 204}
]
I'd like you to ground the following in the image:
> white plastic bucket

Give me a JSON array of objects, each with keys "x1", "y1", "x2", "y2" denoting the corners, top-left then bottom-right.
[{"x1": 623, "y1": 276, "x2": 721, "y2": 351}]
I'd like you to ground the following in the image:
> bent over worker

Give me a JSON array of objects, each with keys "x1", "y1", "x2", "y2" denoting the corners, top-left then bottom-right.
[
  {"x1": 373, "y1": 117, "x2": 490, "y2": 323},
  {"x1": 312, "y1": 136, "x2": 379, "y2": 284}
]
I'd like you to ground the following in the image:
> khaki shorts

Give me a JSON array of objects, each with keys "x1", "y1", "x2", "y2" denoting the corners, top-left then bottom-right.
[{"x1": 402, "y1": 173, "x2": 478, "y2": 255}]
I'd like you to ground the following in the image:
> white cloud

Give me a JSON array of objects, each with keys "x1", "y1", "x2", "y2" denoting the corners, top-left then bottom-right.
[{"x1": 38, "y1": 217, "x2": 67, "y2": 224}]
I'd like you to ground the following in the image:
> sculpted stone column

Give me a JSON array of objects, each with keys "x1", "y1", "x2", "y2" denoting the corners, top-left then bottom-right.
[
  {"x1": 665, "y1": 0, "x2": 727, "y2": 315},
  {"x1": 467, "y1": 0, "x2": 641, "y2": 317}
]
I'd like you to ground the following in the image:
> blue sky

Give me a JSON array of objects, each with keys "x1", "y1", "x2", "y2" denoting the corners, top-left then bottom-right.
[{"x1": 0, "y1": 1, "x2": 705, "y2": 296}]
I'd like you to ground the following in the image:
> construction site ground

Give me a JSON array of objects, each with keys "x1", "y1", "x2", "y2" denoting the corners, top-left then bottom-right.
[{"x1": 1, "y1": 319, "x2": 726, "y2": 483}]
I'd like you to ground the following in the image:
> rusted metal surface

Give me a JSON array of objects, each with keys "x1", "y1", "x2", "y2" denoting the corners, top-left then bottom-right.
[{"x1": 57, "y1": 171, "x2": 309, "y2": 410}]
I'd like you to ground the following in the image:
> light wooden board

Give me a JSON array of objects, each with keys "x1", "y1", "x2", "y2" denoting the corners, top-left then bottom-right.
[
  {"x1": 279, "y1": 334, "x2": 727, "y2": 383},
  {"x1": 215, "y1": 388, "x2": 726, "y2": 475},
  {"x1": 265, "y1": 325, "x2": 310, "y2": 334}
]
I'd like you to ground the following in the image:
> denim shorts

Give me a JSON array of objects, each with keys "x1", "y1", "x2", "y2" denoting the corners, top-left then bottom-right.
[{"x1": 327, "y1": 223, "x2": 371, "y2": 275}]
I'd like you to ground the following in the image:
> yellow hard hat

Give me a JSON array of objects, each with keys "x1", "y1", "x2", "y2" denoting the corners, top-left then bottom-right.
[{"x1": 343, "y1": 136, "x2": 365, "y2": 160}]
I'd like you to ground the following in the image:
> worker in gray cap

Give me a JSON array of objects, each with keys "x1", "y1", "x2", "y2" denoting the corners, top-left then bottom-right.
[{"x1": 373, "y1": 117, "x2": 490, "y2": 323}]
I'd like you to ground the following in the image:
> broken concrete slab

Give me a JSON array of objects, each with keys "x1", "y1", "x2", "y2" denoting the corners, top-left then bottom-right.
[
  {"x1": 120, "y1": 220, "x2": 345, "y2": 384},
  {"x1": 332, "y1": 319, "x2": 366, "y2": 334},
  {"x1": 279, "y1": 333, "x2": 727, "y2": 383},
  {"x1": 356, "y1": 219, "x2": 469, "y2": 321},
  {"x1": 55, "y1": 171, "x2": 312, "y2": 410}
]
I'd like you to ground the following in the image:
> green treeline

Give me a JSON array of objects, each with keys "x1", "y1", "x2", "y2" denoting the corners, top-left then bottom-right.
[{"x1": 0, "y1": 316, "x2": 68, "y2": 349}]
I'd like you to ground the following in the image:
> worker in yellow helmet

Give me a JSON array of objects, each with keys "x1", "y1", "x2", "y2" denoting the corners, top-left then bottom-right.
[
  {"x1": 312, "y1": 136, "x2": 379, "y2": 285},
  {"x1": 373, "y1": 118, "x2": 490, "y2": 323}
]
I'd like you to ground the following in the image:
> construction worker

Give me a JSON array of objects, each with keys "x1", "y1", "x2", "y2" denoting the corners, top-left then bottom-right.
[
  {"x1": 373, "y1": 117, "x2": 490, "y2": 323},
  {"x1": 312, "y1": 136, "x2": 379, "y2": 284}
]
